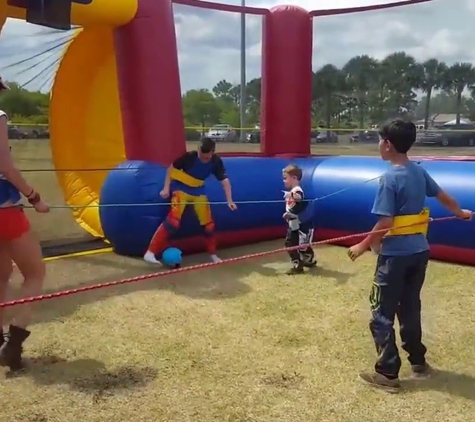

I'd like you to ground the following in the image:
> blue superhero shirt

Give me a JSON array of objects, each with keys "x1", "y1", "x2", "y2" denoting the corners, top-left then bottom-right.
[{"x1": 170, "y1": 151, "x2": 227, "y2": 195}]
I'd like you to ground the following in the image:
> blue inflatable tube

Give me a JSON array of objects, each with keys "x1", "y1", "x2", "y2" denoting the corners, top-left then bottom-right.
[
  {"x1": 99, "y1": 157, "x2": 326, "y2": 256},
  {"x1": 99, "y1": 156, "x2": 475, "y2": 265},
  {"x1": 312, "y1": 156, "x2": 475, "y2": 265}
]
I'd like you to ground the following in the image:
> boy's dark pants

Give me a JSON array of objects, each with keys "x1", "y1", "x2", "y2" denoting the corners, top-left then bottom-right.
[
  {"x1": 370, "y1": 250, "x2": 430, "y2": 379},
  {"x1": 285, "y1": 226, "x2": 314, "y2": 264}
]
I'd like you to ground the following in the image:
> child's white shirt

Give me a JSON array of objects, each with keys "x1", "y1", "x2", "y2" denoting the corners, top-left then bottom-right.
[{"x1": 283, "y1": 186, "x2": 304, "y2": 231}]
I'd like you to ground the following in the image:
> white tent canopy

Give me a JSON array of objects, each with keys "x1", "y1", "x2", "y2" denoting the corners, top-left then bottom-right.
[{"x1": 443, "y1": 118, "x2": 472, "y2": 125}]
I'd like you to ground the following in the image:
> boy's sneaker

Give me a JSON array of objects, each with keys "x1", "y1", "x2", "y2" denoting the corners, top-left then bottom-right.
[
  {"x1": 411, "y1": 362, "x2": 432, "y2": 379},
  {"x1": 359, "y1": 372, "x2": 401, "y2": 394},
  {"x1": 303, "y1": 259, "x2": 317, "y2": 268},
  {"x1": 144, "y1": 251, "x2": 162, "y2": 265},
  {"x1": 286, "y1": 261, "x2": 304, "y2": 275}
]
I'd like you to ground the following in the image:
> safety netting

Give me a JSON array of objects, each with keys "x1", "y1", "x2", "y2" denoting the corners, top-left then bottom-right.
[
  {"x1": 1, "y1": 0, "x2": 474, "y2": 245},
  {"x1": 174, "y1": 2, "x2": 263, "y2": 151},
  {"x1": 311, "y1": 0, "x2": 475, "y2": 155}
]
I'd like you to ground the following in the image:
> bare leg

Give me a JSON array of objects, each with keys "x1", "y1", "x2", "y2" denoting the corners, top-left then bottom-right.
[
  {"x1": 9, "y1": 231, "x2": 45, "y2": 328},
  {"x1": 0, "y1": 231, "x2": 44, "y2": 371},
  {"x1": 0, "y1": 242, "x2": 13, "y2": 328}
]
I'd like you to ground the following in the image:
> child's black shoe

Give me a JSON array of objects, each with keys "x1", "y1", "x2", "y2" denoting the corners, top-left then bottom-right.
[
  {"x1": 303, "y1": 260, "x2": 317, "y2": 268},
  {"x1": 286, "y1": 261, "x2": 304, "y2": 275}
]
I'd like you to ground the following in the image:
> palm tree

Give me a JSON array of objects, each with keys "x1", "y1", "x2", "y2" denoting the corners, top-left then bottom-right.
[
  {"x1": 343, "y1": 96, "x2": 358, "y2": 121},
  {"x1": 419, "y1": 59, "x2": 448, "y2": 129},
  {"x1": 380, "y1": 52, "x2": 422, "y2": 118},
  {"x1": 212, "y1": 80, "x2": 235, "y2": 102},
  {"x1": 366, "y1": 59, "x2": 391, "y2": 124},
  {"x1": 444, "y1": 63, "x2": 475, "y2": 124},
  {"x1": 343, "y1": 55, "x2": 379, "y2": 130},
  {"x1": 245, "y1": 78, "x2": 261, "y2": 125},
  {"x1": 312, "y1": 64, "x2": 345, "y2": 131}
]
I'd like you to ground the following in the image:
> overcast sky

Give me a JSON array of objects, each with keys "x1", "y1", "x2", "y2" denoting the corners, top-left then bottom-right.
[{"x1": 0, "y1": 0, "x2": 472, "y2": 93}]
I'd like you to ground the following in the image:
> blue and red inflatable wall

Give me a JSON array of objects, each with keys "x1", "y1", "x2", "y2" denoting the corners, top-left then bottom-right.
[
  {"x1": 92, "y1": 0, "x2": 474, "y2": 267},
  {"x1": 100, "y1": 155, "x2": 475, "y2": 266}
]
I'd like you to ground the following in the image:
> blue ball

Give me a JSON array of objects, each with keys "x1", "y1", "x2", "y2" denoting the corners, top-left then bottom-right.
[{"x1": 161, "y1": 247, "x2": 183, "y2": 268}]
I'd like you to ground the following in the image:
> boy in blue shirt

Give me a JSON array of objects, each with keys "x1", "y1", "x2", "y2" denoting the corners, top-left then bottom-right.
[{"x1": 348, "y1": 119, "x2": 472, "y2": 393}]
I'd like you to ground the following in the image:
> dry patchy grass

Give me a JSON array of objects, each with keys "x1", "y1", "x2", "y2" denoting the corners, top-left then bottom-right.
[
  {"x1": 1, "y1": 241, "x2": 475, "y2": 422},
  {"x1": 10, "y1": 139, "x2": 474, "y2": 244},
  {"x1": 7, "y1": 139, "x2": 475, "y2": 420}
]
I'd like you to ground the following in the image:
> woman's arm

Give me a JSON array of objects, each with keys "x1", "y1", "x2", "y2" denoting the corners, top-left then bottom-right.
[{"x1": 0, "y1": 116, "x2": 35, "y2": 196}]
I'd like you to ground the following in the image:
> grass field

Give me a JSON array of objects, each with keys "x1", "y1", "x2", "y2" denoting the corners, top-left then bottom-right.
[
  {"x1": 3, "y1": 243, "x2": 475, "y2": 422},
  {"x1": 2, "y1": 139, "x2": 475, "y2": 421}
]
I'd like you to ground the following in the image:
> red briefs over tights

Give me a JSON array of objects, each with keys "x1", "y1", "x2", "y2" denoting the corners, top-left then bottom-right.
[{"x1": 0, "y1": 207, "x2": 30, "y2": 241}]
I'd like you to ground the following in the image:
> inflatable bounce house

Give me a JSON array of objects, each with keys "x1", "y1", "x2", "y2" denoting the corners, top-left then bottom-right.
[{"x1": 1, "y1": 0, "x2": 474, "y2": 265}]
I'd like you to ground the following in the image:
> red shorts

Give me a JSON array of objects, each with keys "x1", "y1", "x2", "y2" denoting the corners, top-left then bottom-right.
[{"x1": 0, "y1": 207, "x2": 30, "y2": 241}]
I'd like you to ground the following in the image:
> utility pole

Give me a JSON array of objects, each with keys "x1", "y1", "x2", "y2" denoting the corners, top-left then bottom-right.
[{"x1": 239, "y1": 0, "x2": 246, "y2": 141}]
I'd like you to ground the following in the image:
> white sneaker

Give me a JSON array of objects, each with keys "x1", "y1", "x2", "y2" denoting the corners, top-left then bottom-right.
[
  {"x1": 144, "y1": 251, "x2": 163, "y2": 265},
  {"x1": 210, "y1": 254, "x2": 222, "y2": 263}
]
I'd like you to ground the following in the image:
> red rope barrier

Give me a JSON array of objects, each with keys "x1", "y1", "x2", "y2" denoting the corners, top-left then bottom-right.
[{"x1": 0, "y1": 214, "x2": 467, "y2": 309}]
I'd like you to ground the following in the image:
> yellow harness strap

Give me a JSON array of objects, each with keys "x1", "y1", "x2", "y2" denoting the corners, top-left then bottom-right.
[
  {"x1": 170, "y1": 168, "x2": 205, "y2": 188},
  {"x1": 386, "y1": 208, "x2": 430, "y2": 236}
]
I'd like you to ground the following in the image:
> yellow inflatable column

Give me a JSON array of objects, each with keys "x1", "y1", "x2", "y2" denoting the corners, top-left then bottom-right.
[
  {"x1": 50, "y1": 27, "x2": 126, "y2": 238},
  {"x1": 5, "y1": 0, "x2": 137, "y2": 27}
]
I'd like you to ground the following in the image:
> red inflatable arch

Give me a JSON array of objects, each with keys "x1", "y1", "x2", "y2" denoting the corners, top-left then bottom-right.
[{"x1": 113, "y1": 0, "x2": 434, "y2": 165}]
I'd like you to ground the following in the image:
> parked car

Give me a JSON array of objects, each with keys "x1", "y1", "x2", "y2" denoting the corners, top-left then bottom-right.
[
  {"x1": 7, "y1": 125, "x2": 28, "y2": 139},
  {"x1": 350, "y1": 130, "x2": 379, "y2": 143},
  {"x1": 312, "y1": 130, "x2": 338, "y2": 143},
  {"x1": 184, "y1": 128, "x2": 201, "y2": 141},
  {"x1": 29, "y1": 128, "x2": 50, "y2": 139},
  {"x1": 415, "y1": 124, "x2": 475, "y2": 147},
  {"x1": 246, "y1": 125, "x2": 260, "y2": 143},
  {"x1": 205, "y1": 124, "x2": 237, "y2": 142}
]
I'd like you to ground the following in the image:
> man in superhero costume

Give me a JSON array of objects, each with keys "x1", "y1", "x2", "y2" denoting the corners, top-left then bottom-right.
[{"x1": 144, "y1": 138, "x2": 237, "y2": 265}]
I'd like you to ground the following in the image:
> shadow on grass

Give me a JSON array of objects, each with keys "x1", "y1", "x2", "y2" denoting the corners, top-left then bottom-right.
[
  {"x1": 8, "y1": 241, "x2": 352, "y2": 327},
  {"x1": 308, "y1": 265, "x2": 353, "y2": 284},
  {"x1": 8, "y1": 245, "x2": 265, "y2": 326},
  {"x1": 223, "y1": 255, "x2": 353, "y2": 284},
  {"x1": 6, "y1": 356, "x2": 157, "y2": 402},
  {"x1": 21, "y1": 263, "x2": 251, "y2": 326},
  {"x1": 403, "y1": 369, "x2": 475, "y2": 400}
]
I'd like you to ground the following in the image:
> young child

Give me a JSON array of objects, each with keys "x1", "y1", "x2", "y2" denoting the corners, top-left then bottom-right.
[
  {"x1": 282, "y1": 164, "x2": 317, "y2": 275},
  {"x1": 348, "y1": 119, "x2": 472, "y2": 393}
]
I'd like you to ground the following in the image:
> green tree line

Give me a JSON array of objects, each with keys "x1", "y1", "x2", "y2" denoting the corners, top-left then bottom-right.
[
  {"x1": 183, "y1": 52, "x2": 475, "y2": 130},
  {"x1": 6, "y1": 52, "x2": 475, "y2": 131},
  {"x1": 0, "y1": 82, "x2": 49, "y2": 124}
]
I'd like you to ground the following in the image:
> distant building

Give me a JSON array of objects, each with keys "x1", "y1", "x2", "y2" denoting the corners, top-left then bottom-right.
[{"x1": 415, "y1": 113, "x2": 471, "y2": 127}]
